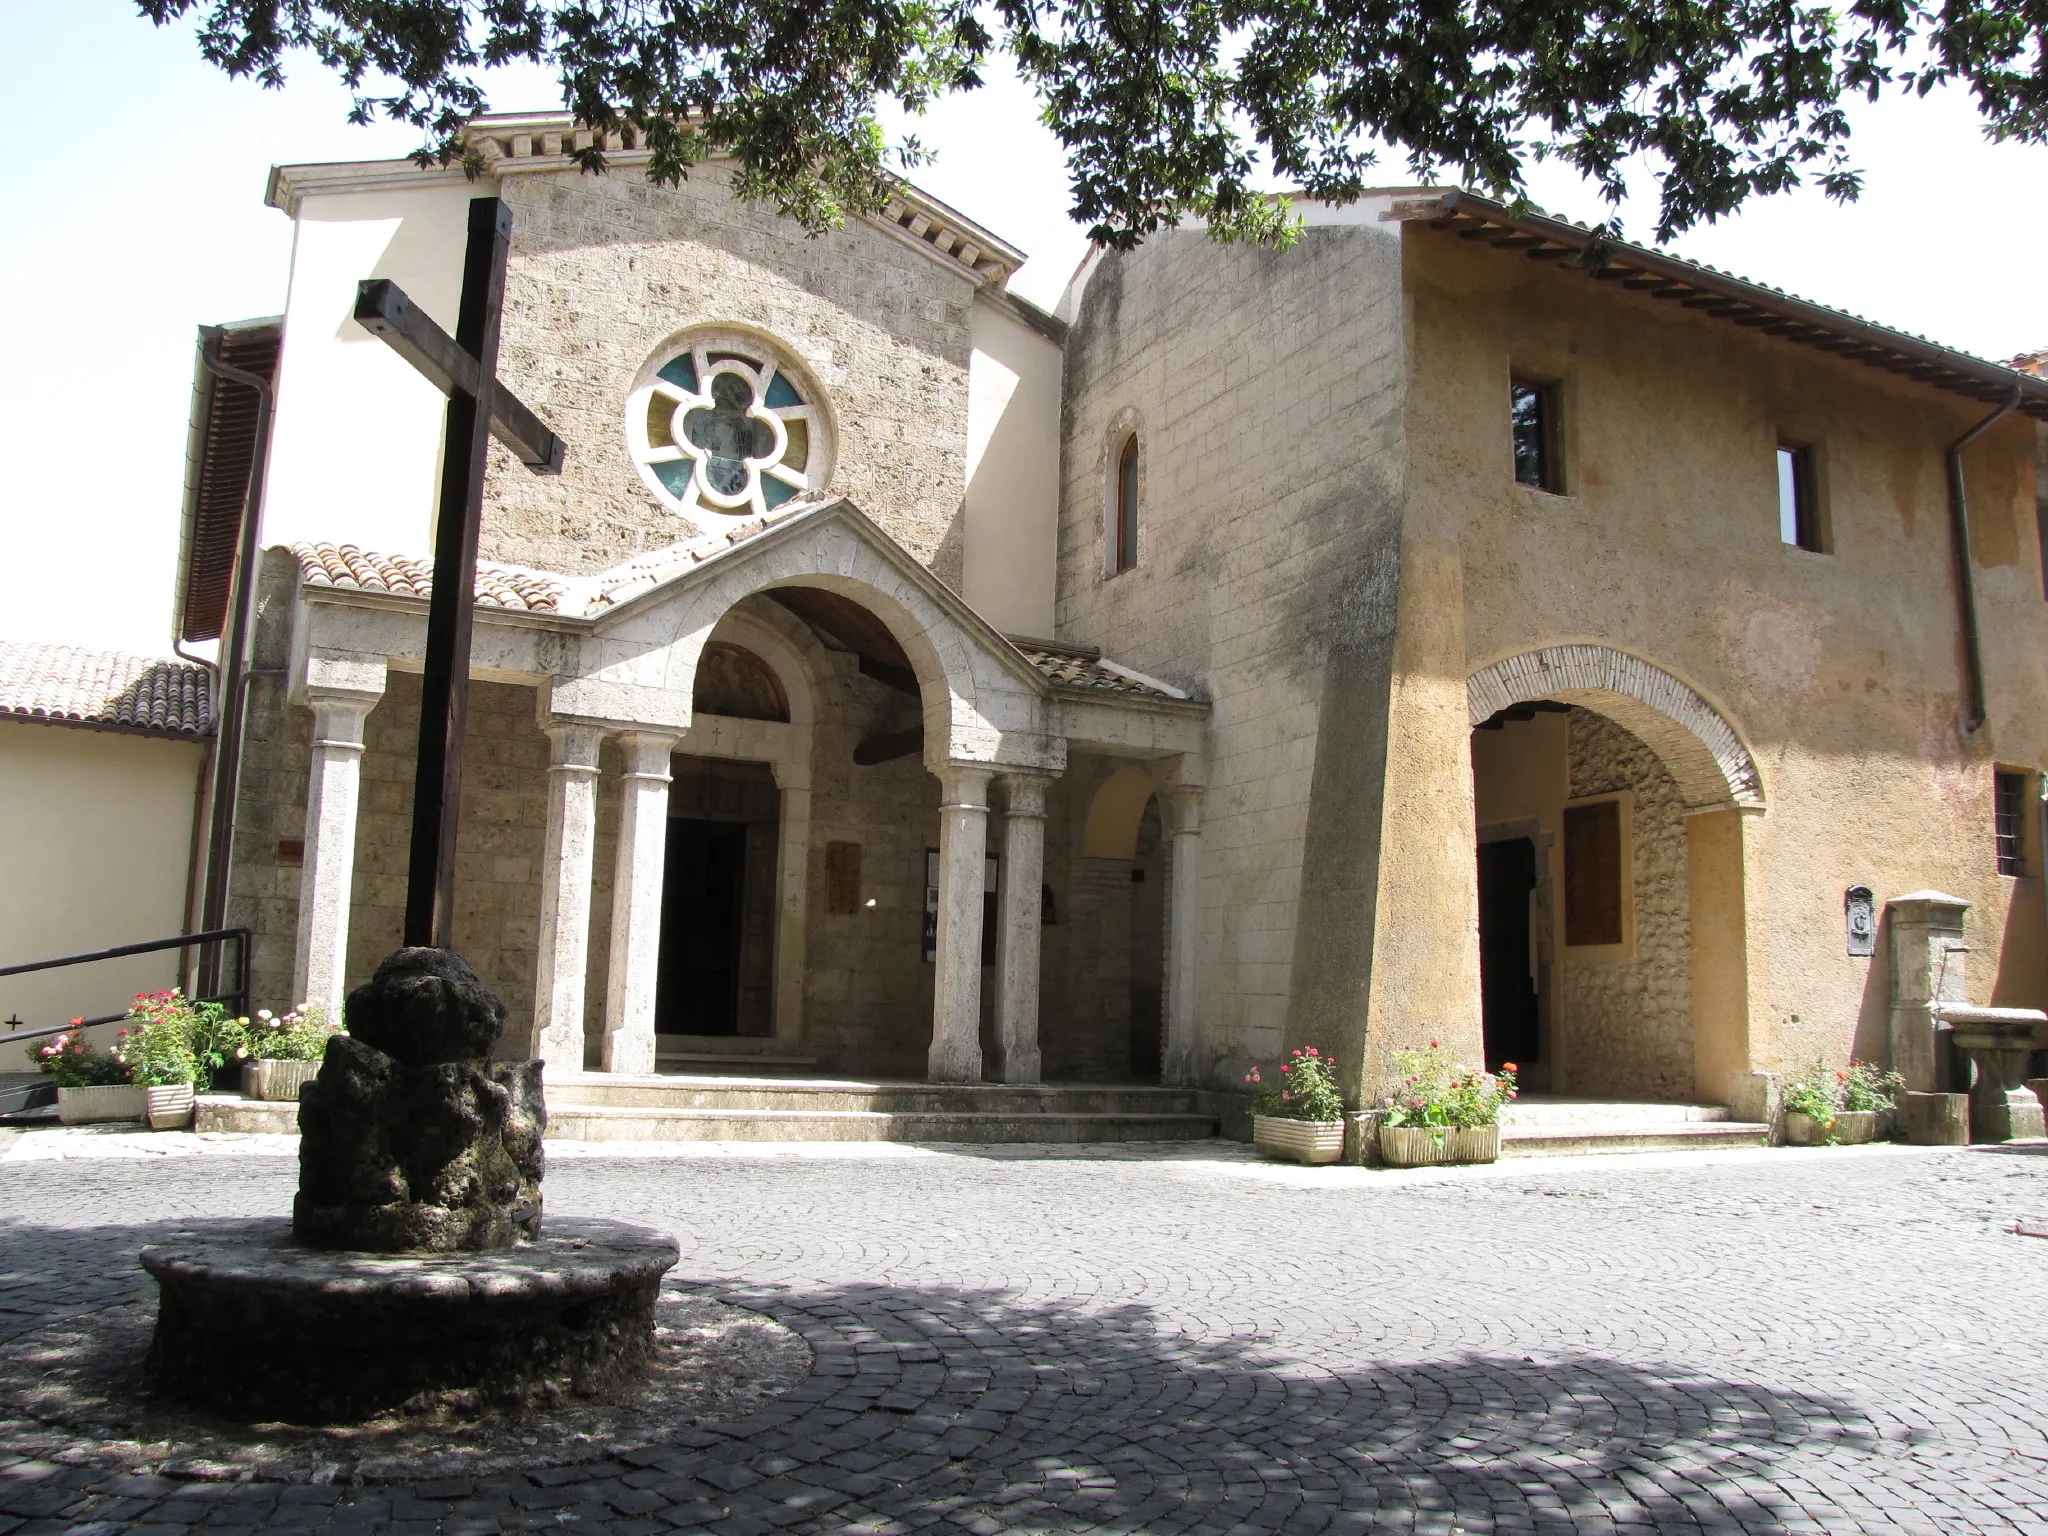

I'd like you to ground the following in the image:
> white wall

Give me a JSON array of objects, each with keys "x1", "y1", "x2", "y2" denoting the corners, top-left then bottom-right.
[
  {"x1": 0, "y1": 722, "x2": 205, "y2": 1071},
  {"x1": 263, "y1": 184, "x2": 482, "y2": 557},
  {"x1": 961, "y1": 295, "x2": 1062, "y2": 636}
]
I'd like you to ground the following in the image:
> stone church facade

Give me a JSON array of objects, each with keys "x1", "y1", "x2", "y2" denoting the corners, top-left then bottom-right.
[{"x1": 180, "y1": 113, "x2": 2048, "y2": 1106}]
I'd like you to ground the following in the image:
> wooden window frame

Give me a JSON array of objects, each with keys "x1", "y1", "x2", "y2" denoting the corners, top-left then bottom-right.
[
  {"x1": 1560, "y1": 792, "x2": 1633, "y2": 960},
  {"x1": 1777, "y1": 438, "x2": 1826, "y2": 552},
  {"x1": 1510, "y1": 377, "x2": 1565, "y2": 494}
]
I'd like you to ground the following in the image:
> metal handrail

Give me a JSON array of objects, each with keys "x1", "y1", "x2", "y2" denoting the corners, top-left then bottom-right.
[{"x1": 1, "y1": 927, "x2": 251, "y2": 1043}]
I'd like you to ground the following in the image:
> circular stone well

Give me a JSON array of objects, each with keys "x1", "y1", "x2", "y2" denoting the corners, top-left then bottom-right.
[{"x1": 140, "y1": 1217, "x2": 679, "y2": 1423}]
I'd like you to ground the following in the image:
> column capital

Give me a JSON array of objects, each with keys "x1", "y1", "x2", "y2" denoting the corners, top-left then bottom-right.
[
  {"x1": 542, "y1": 719, "x2": 606, "y2": 773},
  {"x1": 1162, "y1": 782, "x2": 1203, "y2": 834},
  {"x1": 613, "y1": 730, "x2": 679, "y2": 781},
  {"x1": 999, "y1": 770, "x2": 1052, "y2": 819},
  {"x1": 937, "y1": 762, "x2": 995, "y2": 808}
]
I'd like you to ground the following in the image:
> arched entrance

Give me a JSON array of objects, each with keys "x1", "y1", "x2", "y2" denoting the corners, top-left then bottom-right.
[{"x1": 1466, "y1": 646, "x2": 1764, "y2": 1102}]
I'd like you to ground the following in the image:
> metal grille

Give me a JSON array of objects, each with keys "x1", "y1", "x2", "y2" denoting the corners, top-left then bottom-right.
[{"x1": 1995, "y1": 769, "x2": 2029, "y2": 876}]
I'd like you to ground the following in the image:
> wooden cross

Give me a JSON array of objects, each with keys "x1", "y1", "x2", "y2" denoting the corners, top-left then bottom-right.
[{"x1": 352, "y1": 197, "x2": 566, "y2": 949}]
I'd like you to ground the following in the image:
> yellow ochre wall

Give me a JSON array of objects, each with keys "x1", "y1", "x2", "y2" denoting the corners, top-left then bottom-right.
[
  {"x1": 0, "y1": 721, "x2": 205, "y2": 1071},
  {"x1": 1403, "y1": 223, "x2": 2048, "y2": 1094}
]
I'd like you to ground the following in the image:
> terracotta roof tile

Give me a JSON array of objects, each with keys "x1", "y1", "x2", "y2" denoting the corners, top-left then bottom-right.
[
  {"x1": 0, "y1": 640, "x2": 214, "y2": 736},
  {"x1": 292, "y1": 543, "x2": 569, "y2": 614},
  {"x1": 1013, "y1": 642, "x2": 1187, "y2": 700}
]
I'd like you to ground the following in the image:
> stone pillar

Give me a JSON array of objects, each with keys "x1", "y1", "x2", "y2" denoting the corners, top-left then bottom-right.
[
  {"x1": 771, "y1": 760, "x2": 813, "y2": 1044},
  {"x1": 993, "y1": 772, "x2": 1050, "y2": 1084},
  {"x1": 293, "y1": 692, "x2": 379, "y2": 1023},
  {"x1": 929, "y1": 764, "x2": 993, "y2": 1083},
  {"x1": 601, "y1": 732, "x2": 677, "y2": 1075},
  {"x1": 1887, "y1": 891, "x2": 1971, "y2": 1092},
  {"x1": 532, "y1": 722, "x2": 604, "y2": 1074},
  {"x1": 1161, "y1": 785, "x2": 1204, "y2": 1087}
]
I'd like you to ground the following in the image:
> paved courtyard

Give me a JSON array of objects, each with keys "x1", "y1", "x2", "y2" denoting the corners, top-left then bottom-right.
[{"x1": 1, "y1": 1134, "x2": 2045, "y2": 1534}]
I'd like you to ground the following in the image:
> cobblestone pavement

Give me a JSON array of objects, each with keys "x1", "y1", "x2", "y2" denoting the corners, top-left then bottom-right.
[{"x1": 2, "y1": 1134, "x2": 2046, "y2": 1534}]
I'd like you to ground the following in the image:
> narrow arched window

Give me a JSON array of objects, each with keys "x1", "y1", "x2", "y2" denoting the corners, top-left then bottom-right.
[{"x1": 1113, "y1": 436, "x2": 1140, "y2": 573}]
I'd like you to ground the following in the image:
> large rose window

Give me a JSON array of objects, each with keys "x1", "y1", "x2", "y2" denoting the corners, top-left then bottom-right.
[{"x1": 627, "y1": 334, "x2": 829, "y2": 521}]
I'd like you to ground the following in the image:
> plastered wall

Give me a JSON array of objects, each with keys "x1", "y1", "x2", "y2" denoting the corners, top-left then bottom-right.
[
  {"x1": 1404, "y1": 221, "x2": 2048, "y2": 1079},
  {"x1": 0, "y1": 722, "x2": 204, "y2": 1070}
]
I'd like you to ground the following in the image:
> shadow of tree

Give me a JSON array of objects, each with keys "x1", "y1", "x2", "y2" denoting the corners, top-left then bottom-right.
[{"x1": 0, "y1": 1216, "x2": 1878, "y2": 1531}]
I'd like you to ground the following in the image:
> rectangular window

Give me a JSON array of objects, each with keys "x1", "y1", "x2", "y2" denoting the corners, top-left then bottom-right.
[
  {"x1": 1778, "y1": 442, "x2": 1822, "y2": 551},
  {"x1": 1563, "y1": 799, "x2": 1623, "y2": 946},
  {"x1": 1510, "y1": 380, "x2": 1562, "y2": 492},
  {"x1": 1995, "y1": 769, "x2": 2030, "y2": 876}
]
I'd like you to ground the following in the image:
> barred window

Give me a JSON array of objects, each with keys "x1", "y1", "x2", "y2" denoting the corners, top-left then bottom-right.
[{"x1": 1995, "y1": 769, "x2": 2030, "y2": 876}]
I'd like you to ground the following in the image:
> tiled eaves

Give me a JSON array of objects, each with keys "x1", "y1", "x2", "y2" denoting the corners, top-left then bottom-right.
[
  {"x1": 1406, "y1": 191, "x2": 2048, "y2": 422},
  {"x1": 0, "y1": 640, "x2": 214, "y2": 738}
]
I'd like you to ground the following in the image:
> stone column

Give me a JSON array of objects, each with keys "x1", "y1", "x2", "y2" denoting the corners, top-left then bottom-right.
[
  {"x1": 293, "y1": 692, "x2": 379, "y2": 1023},
  {"x1": 993, "y1": 772, "x2": 1050, "y2": 1084},
  {"x1": 929, "y1": 764, "x2": 993, "y2": 1083},
  {"x1": 601, "y1": 732, "x2": 677, "y2": 1075},
  {"x1": 1161, "y1": 784, "x2": 1204, "y2": 1087},
  {"x1": 1887, "y1": 891, "x2": 1971, "y2": 1092},
  {"x1": 770, "y1": 759, "x2": 813, "y2": 1044},
  {"x1": 532, "y1": 722, "x2": 604, "y2": 1075}
]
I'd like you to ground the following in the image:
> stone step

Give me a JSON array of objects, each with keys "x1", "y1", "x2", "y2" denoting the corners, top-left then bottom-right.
[
  {"x1": 544, "y1": 1105, "x2": 1221, "y2": 1144},
  {"x1": 1500, "y1": 1121, "x2": 1771, "y2": 1157},
  {"x1": 1500, "y1": 1097, "x2": 1732, "y2": 1128},
  {"x1": 547, "y1": 1075, "x2": 1206, "y2": 1118},
  {"x1": 195, "y1": 1094, "x2": 299, "y2": 1133}
]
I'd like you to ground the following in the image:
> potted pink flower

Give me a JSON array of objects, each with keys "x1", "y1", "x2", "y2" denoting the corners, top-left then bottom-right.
[
  {"x1": 1247, "y1": 1046, "x2": 1347, "y2": 1164},
  {"x1": 1378, "y1": 1041, "x2": 1515, "y2": 1166},
  {"x1": 36, "y1": 1025, "x2": 144, "y2": 1124},
  {"x1": 243, "y1": 1003, "x2": 340, "y2": 1101}
]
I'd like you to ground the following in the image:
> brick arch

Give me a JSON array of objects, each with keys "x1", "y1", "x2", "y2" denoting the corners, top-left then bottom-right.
[{"x1": 1467, "y1": 645, "x2": 1764, "y2": 810}]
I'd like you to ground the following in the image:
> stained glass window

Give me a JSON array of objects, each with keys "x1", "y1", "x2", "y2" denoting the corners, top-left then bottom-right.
[{"x1": 629, "y1": 334, "x2": 827, "y2": 520}]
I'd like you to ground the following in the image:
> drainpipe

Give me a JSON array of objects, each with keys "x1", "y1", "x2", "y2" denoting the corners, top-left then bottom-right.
[
  {"x1": 171, "y1": 637, "x2": 218, "y2": 998},
  {"x1": 1945, "y1": 387, "x2": 2021, "y2": 734},
  {"x1": 189, "y1": 328, "x2": 276, "y2": 988}
]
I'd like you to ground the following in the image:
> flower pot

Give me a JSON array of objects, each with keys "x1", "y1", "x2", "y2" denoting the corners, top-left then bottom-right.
[
  {"x1": 56, "y1": 1085, "x2": 146, "y2": 1125},
  {"x1": 1788, "y1": 1109, "x2": 1876, "y2": 1146},
  {"x1": 248, "y1": 1058, "x2": 320, "y2": 1102},
  {"x1": 1378, "y1": 1124, "x2": 1501, "y2": 1167},
  {"x1": 145, "y1": 1083, "x2": 195, "y2": 1130},
  {"x1": 1253, "y1": 1115, "x2": 1346, "y2": 1165}
]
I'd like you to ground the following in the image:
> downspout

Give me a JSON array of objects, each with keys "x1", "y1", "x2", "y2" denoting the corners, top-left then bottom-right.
[
  {"x1": 1945, "y1": 387, "x2": 2021, "y2": 734},
  {"x1": 171, "y1": 635, "x2": 218, "y2": 998},
  {"x1": 191, "y1": 328, "x2": 276, "y2": 981}
]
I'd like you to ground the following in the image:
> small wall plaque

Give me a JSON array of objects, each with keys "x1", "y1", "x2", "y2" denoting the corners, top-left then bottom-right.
[{"x1": 1844, "y1": 885, "x2": 1876, "y2": 957}]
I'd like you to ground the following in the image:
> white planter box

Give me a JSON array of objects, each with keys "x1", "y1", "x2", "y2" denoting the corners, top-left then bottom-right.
[
  {"x1": 1379, "y1": 1124, "x2": 1501, "y2": 1167},
  {"x1": 57, "y1": 1085, "x2": 146, "y2": 1124},
  {"x1": 1786, "y1": 1109, "x2": 1879, "y2": 1146},
  {"x1": 145, "y1": 1083, "x2": 195, "y2": 1130},
  {"x1": 248, "y1": 1059, "x2": 320, "y2": 1102},
  {"x1": 1253, "y1": 1115, "x2": 1346, "y2": 1165}
]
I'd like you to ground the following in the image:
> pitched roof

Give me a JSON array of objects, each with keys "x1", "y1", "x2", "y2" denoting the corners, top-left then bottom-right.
[
  {"x1": 176, "y1": 318, "x2": 282, "y2": 644},
  {"x1": 1412, "y1": 192, "x2": 2048, "y2": 421},
  {"x1": 292, "y1": 513, "x2": 1192, "y2": 702},
  {"x1": 0, "y1": 640, "x2": 214, "y2": 737}
]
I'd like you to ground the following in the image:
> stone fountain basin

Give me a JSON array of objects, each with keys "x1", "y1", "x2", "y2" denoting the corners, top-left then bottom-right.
[{"x1": 139, "y1": 1216, "x2": 679, "y2": 1424}]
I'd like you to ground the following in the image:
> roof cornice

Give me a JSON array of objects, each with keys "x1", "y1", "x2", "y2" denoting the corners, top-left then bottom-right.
[
  {"x1": 1397, "y1": 191, "x2": 2048, "y2": 422},
  {"x1": 269, "y1": 113, "x2": 1026, "y2": 290}
]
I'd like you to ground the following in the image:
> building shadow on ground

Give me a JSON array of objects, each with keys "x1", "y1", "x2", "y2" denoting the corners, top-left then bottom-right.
[{"x1": 0, "y1": 1216, "x2": 1882, "y2": 1532}]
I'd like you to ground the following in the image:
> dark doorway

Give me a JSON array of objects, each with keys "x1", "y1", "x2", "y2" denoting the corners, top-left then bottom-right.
[
  {"x1": 656, "y1": 819, "x2": 746, "y2": 1036},
  {"x1": 1477, "y1": 837, "x2": 1539, "y2": 1071}
]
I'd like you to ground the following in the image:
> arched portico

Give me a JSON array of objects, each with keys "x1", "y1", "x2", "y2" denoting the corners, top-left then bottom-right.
[{"x1": 1467, "y1": 644, "x2": 1764, "y2": 1103}]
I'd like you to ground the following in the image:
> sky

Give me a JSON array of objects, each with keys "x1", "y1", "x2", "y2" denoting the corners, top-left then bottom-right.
[{"x1": 3, "y1": 0, "x2": 2044, "y2": 659}]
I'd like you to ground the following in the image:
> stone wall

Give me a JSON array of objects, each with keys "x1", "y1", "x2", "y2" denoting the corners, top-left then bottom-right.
[
  {"x1": 1561, "y1": 710, "x2": 1694, "y2": 1100},
  {"x1": 483, "y1": 162, "x2": 978, "y2": 587},
  {"x1": 1055, "y1": 223, "x2": 1409, "y2": 1091}
]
